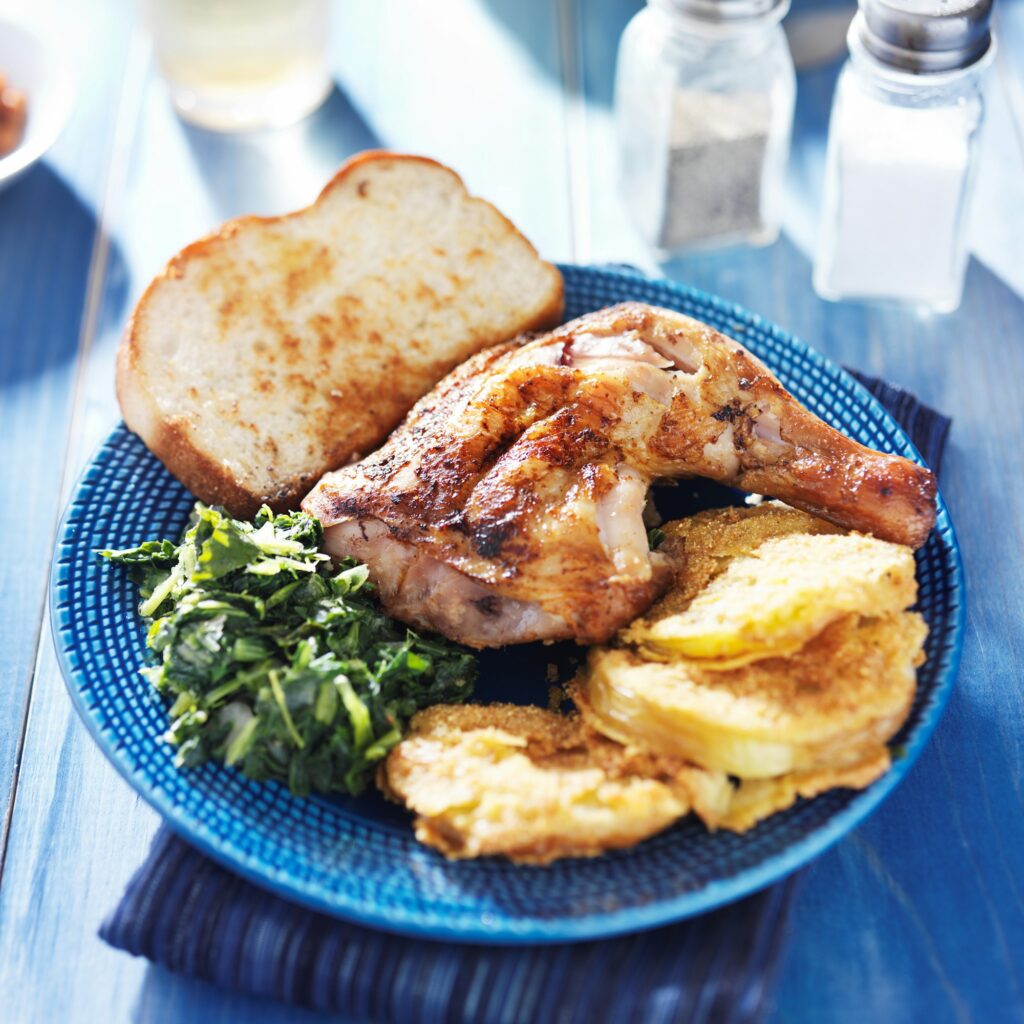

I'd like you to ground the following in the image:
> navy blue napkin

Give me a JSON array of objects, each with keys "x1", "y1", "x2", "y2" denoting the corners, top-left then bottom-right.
[{"x1": 100, "y1": 373, "x2": 950, "y2": 1024}]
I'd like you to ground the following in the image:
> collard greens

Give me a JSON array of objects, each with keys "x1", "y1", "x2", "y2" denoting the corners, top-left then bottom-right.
[{"x1": 101, "y1": 504, "x2": 477, "y2": 796}]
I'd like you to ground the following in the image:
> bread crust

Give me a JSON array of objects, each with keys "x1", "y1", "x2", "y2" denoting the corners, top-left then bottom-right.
[
  {"x1": 116, "y1": 337, "x2": 283, "y2": 516},
  {"x1": 116, "y1": 151, "x2": 564, "y2": 516}
]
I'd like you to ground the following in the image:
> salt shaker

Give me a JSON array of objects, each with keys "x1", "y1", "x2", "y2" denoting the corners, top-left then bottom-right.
[
  {"x1": 813, "y1": 0, "x2": 994, "y2": 312},
  {"x1": 614, "y1": 0, "x2": 796, "y2": 253}
]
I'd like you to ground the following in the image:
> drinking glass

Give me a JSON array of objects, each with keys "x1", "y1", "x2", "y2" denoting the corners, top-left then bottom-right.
[{"x1": 144, "y1": 0, "x2": 332, "y2": 132}]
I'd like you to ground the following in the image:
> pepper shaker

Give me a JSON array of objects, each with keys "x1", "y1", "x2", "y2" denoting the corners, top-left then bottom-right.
[
  {"x1": 614, "y1": 0, "x2": 796, "y2": 254},
  {"x1": 813, "y1": 0, "x2": 995, "y2": 312}
]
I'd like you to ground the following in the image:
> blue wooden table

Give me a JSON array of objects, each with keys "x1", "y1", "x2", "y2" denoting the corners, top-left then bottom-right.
[{"x1": 1, "y1": 1, "x2": 1021, "y2": 1020}]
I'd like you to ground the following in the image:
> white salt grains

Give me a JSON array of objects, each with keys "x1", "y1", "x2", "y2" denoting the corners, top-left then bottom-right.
[{"x1": 814, "y1": 77, "x2": 980, "y2": 310}]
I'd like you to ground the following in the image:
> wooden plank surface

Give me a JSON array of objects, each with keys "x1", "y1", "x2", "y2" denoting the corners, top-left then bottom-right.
[
  {"x1": 763, "y1": 8, "x2": 1024, "y2": 1019},
  {"x1": 0, "y1": 0, "x2": 1021, "y2": 1021},
  {"x1": 566, "y1": 2, "x2": 1024, "y2": 1018},
  {"x1": 0, "y1": 1, "x2": 572, "y2": 1021},
  {"x1": 0, "y1": 0, "x2": 131, "y2": 855}
]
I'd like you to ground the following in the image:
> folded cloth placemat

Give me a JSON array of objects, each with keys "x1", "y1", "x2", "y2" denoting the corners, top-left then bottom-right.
[{"x1": 100, "y1": 373, "x2": 951, "y2": 1024}]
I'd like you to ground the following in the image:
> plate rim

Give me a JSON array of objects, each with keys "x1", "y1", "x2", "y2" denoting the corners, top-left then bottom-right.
[{"x1": 50, "y1": 263, "x2": 966, "y2": 943}]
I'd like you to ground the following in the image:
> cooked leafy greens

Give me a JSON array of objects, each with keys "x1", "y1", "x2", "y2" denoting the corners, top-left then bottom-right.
[{"x1": 100, "y1": 504, "x2": 477, "y2": 796}]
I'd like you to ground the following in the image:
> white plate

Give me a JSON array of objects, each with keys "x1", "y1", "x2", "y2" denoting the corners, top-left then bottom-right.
[{"x1": 0, "y1": 14, "x2": 73, "y2": 190}]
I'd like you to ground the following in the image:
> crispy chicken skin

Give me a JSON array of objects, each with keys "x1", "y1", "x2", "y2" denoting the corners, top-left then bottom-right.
[{"x1": 304, "y1": 304, "x2": 936, "y2": 647}]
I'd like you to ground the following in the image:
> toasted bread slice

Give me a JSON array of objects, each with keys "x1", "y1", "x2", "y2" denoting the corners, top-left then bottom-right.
[{"x1": 117, "y1": 152, "x2": 564, "y2": 516}]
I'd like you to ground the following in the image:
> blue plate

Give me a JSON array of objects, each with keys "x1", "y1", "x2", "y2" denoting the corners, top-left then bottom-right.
[{"x1": 51, "y1": 264, "x2": 964, "y2": 943}]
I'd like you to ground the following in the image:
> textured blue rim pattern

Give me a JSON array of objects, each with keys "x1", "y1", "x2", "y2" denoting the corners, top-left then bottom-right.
[{"x1": 51, "y1": 264, "x2": 964, "y2": 944}]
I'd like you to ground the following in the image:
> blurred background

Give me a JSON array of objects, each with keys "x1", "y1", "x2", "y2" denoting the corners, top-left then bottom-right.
[
  {"x1": 3, "y1": 0, "x2": 1021, "y2": 300},
  {"x1": 2, "y1": 0, "x2": 1019, "y2": 456}
]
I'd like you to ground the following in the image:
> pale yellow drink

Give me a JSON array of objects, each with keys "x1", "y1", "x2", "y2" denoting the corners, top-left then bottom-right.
[{"x1": 145, "y1": 0, "x2": 331, "y2": 131}]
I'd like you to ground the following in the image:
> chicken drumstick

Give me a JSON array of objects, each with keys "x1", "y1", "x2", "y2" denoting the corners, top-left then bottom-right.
[{"x1": 303, "y1": 304, "x2": 935, "y2": 647}]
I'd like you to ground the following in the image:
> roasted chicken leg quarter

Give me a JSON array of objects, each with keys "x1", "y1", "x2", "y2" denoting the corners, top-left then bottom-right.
[{"x1": 303, "y1": 303, "x2": 936, "y2": 648}]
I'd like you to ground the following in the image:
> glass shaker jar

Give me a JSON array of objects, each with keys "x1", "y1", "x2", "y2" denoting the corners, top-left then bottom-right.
[
  {"x1": 813, "y1": 0, "x2": 994, "y2": 312},
  {"x1": 615, "y1": 0, "x2": 796, "y2": 254}
]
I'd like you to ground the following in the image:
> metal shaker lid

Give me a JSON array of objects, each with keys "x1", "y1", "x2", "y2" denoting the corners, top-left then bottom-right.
[
  {"x1": 855, "y1": 0, "x2": 993, "y2": 73},
  {"x1": 650, "y1": 0, "x2": 790, "y2": 26}
]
